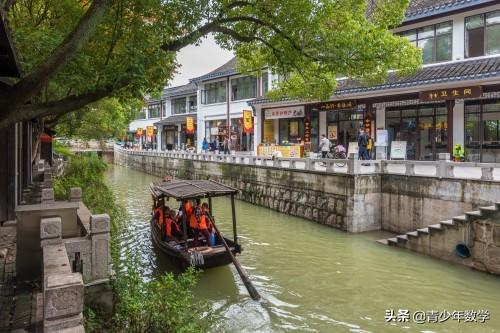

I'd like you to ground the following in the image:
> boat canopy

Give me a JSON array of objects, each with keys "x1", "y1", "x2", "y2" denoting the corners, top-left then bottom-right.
[{"x1": 150, "y1": 180, "x2": 238, "y2": 200}]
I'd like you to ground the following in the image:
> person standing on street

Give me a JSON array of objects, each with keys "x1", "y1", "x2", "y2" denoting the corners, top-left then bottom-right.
[
  {"x1": 319, "y1": 134, "x2": 330, "y2": 158},
  {"x1": 357, "y1": 129, "x2": 369, "y2": 160}
]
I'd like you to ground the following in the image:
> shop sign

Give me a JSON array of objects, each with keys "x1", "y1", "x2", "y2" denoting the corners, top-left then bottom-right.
[
  {"x1": 318, "y1": 100, "x2": 356, "y2": 111},
  {"x1": 186, "y1": 117, "x2": 195, "y2": 134},
  {"x1": 375, "y1": 130, "x2": 388, "y2": 147},
  {"x1": 363, "y1": 113, "x2": 372, "y2": 135},
  {"x1": 146, "y1": 126, "x2": 154, "y2": 138},
  {"x1": 419, "y1": 86, "x2": 482, "y2": 101},
  {"x1": 304, "y1": 117, "x2": 311, "y2": 143},
  {"x1": 328, "y1": 125, "x2": 338, "y2": 140},
  {"x1": 136, "y1": 128, "x2": 143, "y2": 136},
  {"x1": 243, "y1": 110, "x2": 254, "y2": 134},
  {"x1": 164, "y1": 125, "x2": 177, "y2": 131},
  {"x1": 210, "y1": 127, "x2": 219, "y2": 136},
  {"x1": 263, "y1": 120, "x2": 275, "y2": 143},
  {"x1": 264, "y1": 106, "x2": 305, "y2": 119}
]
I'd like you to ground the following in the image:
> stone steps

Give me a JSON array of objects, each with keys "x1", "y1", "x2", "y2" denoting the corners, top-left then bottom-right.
[{"x1": 378, "y1": 203, "x2": 500, "y2": 254}]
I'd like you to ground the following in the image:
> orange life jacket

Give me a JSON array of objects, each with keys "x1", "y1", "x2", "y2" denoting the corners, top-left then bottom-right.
[
  {"x1": 198, "y1": 213, "x2": 208, "y2": 230},
  {"x1": 165, "y1": 217, "x2": 173, "y2": 237},
  {"x1": 184, "y1": 201, "x2": 193, "y2": 216},
  {"x1": 154, "y1": 207, "x2": 163, "y2": 226},
  {"x1": 189, "y1": 207, "x2": 200, "y2": 229}
]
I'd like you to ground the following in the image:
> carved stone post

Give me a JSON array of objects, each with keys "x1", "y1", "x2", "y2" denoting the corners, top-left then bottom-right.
[{"x1": 90, "y1": 214, "x2": 111, "y2": 281}]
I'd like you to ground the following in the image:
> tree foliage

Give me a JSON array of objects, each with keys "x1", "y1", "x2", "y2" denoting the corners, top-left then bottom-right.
[{"x1": 0, "y1": 0, "x2": 421, "y2": 128}]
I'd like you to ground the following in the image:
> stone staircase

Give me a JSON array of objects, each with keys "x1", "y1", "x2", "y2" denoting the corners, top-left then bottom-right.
[{"x1": 377, "y1": 203, "x2": 500, "y2": 273}]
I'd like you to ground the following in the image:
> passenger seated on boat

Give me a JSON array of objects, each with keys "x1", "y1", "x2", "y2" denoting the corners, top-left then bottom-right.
[
  {"x1": 189, "y1": 199, "x2": 201, "y2": 240},
  {"x1": 159, "y1": 206, "x2": 171, "y2": 240},
  {"x1": 153, "y1": 201, "x2": 165, "y2": 226},
  {"x1": 200, "y1": 203, "x2": 214, "y2": 246},
  {"x1": 193, "y1": 201, "x2": 212, "y2": 246},
  {"x1": 182, "y1": 199, "x2": 194, "y2": 237},
  {"x1": 164, "y1": 209, "x2": 182, "y2": 241}
]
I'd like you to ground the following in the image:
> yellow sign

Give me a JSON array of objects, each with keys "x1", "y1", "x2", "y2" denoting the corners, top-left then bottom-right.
[
  {"x1": 136, "y1": 128, "x2": 143, "y2": 136},
  {"x1": 146, "y1": 126, "x2": 154, "y2": 138},
  {"x1": 263, "y1": 119, "x2": 275, "y2": 143},
  {"x1": 186, "y1": 117, "x2": 195, "y2": 134},
  {"x1": 257, "y1": 144, "x2": 304, "y2": 158},
  {"x1": 243, "y1": 110, "x2": 253, "y2": 133},
  {"x1": 328, "y1": 125, "x2": 338, "y2": 140}
]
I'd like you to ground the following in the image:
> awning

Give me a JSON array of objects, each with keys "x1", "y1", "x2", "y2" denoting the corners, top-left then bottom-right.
[{"x1": 154, "y1": 113, "x2": 197, "y2": 126}]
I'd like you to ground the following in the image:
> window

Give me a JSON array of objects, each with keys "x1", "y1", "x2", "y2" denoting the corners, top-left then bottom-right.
[
  {"x1": 466, "y1": 10, "x2": 500, "y2": 58},
  {"x1": 231, "y1": 76, "x2": 257, "y2": 101},
  {"x1": 148, "y1": 103, "x2": 161, "y2": 118},
  {"x1": 188, "y1": 95, "x2": 197, "y2": 113},
  {"x1": 172, "y1": 97, "x2": 186, "y2": 115},
  {"x1": 202, "y1": 81, "x2": 226, "y2": 104},
  {"x1": 136, "y1": 110, "x2": 146, "y2": 120},
  {"x1": 398, "y1": 21, "x2": 452, "y2": 64}
]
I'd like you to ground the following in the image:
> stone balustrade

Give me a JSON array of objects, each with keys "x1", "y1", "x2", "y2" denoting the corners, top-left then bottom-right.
[{"x1": 116, "y1": 146, "x2": 500, "y2": 182}]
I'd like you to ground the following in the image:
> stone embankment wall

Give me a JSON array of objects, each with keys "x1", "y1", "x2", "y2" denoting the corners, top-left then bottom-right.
[
  {"x1": 115, "y1": 151, "x2": 382, "y2": 233},
  {"x1": 382, "y1": 175, "x2": 500, "y2": 233}
]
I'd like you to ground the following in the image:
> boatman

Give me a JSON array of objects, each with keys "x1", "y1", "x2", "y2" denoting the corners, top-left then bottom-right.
[
  {"x1": 181, "y1": 199, "x2": 194, "y2": 237},
  {"x1": 153, "y1": 200, "x2": 164, "y2": 227},
  {"x1": 199, "y1": 202, "x2": 213, "y2": 246},
  {"x1": 164, "y1": 209, "x2": 181, "y2": 241},
  {"x1": 190, "y1": 199, "x2": 202, "y2": 245}
]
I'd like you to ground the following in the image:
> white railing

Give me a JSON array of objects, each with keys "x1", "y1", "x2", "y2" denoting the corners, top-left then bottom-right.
[{"x1": 114, "y1": 145, "x2": 500, "y2": 181}]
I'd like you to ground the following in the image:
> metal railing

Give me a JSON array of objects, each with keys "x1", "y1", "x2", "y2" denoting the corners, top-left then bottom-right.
[{"x1": 115, "y1": 146, "x2": 500, "y2": 181}]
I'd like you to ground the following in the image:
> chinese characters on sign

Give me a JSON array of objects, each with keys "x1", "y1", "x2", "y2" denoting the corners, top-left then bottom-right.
[
  {"x1": 364, "y1": 113, "x2": 372, "y2": 136},
  {"x1": 317, "y1": 100, "x2": 356, "y2": 111},
  {"x1": 264, "y1": 106, "x2": 305, "y2": 119},
  {"x1": 385, "y1": 309, "x2": 490, "y2": 324},
  {"x1": 146, "y1": 126, "x2": 154, "y2": 138},
  {"x1": 136, "y1": 128, "x2": 143, "y2": 136},
  {"x1": 327, "y1": 125, "x2": 337, "y2": 140},
  {"x1": 419, "y1": 86, "x2": 482, "y2": 101},
  {"x1": 185, "y1": 117, "x2": 195, "y2": 134},
  {"x1": 304, "y1": 117, "x2": 311, "y2": 142},
  {"x1": 243, "y1": 110, "x2": 253, "y2": 134}
]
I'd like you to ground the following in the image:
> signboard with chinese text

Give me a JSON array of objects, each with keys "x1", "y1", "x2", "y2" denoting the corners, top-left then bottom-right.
[
  {"x1": 304, "y1": 117, "x2": 311, "y2": 142},
  {"x1": 317, "y1": 100, "x2": 356, "y2": 111},
  {"x1": 136, "y1": 128, "x2": 143, "y2": 136},
  {"x1": 263, "y1": 120, "x2": 275, "y2": 143},
  {"x1": 186, "y1": 117, "x2": 195, "y2": 134},
  {"x1": 364, "y1": 113, "x2": 372, "y2": 135},
  {"x1": 243, "y1": 110, "x2": 254, "y2": 134},
  {"x1": 264, "y1": 106, "x2": 305, "y2": 119},
  {"x1": 375, "y1": 130, "x2": 388, "y2": 147},
  {"x1": 419, "y1": 86, "x2": 482, "y2": 102},
  {"x1": 146, "y1": 126, "x2": 154, "y2": 138},
  {"x1": 328, "y1": 125, "x2": 338, "y2": 140}
]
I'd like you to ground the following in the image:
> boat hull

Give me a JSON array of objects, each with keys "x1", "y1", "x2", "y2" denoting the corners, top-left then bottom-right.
[{"x1": 150, "y1": 218, "x2": 241, "y2": 269}]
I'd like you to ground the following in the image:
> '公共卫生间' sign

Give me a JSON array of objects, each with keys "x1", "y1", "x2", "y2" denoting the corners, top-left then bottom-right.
[{"x1": 419, "y1": 86, "x2": 482, "y2": 101}]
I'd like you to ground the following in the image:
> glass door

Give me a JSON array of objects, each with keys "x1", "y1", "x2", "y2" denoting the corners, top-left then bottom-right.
[
  {"x1": 418, "y1": 116, "x2": 434, "y2": 160},
  {"x1": 435, "y1": 107, "x2": 448, "y2": 157}
]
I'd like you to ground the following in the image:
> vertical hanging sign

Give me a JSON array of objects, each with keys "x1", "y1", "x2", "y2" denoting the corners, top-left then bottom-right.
[
  {"x1": 136, "y1": 128, "x2": 143, "y2": 137},
  {"x1": 146, "y1": 126, "x2": 154, "y2": 138},
  {"x1": 243, "y1": 110, "x2": 253, "y2": 134},
  {"x1": 186, "y1": 117, "x2": 195, "y2": 134}
]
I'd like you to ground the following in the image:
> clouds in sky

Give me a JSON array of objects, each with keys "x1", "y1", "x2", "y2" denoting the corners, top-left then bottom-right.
[{"x1": 169, "y1": 35, "x2": 234, "y2": 87}]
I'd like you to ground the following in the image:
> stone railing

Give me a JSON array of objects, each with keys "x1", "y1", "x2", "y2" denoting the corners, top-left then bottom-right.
[{"x1": 115, "y1": 146, "x2": 500, "y2": 182}]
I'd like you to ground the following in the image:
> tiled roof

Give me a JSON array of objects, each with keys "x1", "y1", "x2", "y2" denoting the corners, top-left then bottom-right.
[
  {"x1": 336, "y1": 56, "x2": 500, "y2": 95},
  {"x1": 190, "y1": 57, "x2": 238, "y2": 82},
  {"x1": 404, "y1": 0, "x2": 495, "y2": 22},
  {"x1": 249, "y1": 56, "x2": 500, "y2": 105},
  {"x1": 162, "y1": 82, "x2": 197, "y2": 98},
  {"x1": 154, "y1": 113, "x2": 197, "y2": 126}
]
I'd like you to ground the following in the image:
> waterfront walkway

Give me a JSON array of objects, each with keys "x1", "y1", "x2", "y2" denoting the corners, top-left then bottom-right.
[{"x1": 117, "y1": 146, "x2": 500, "y2": 182}]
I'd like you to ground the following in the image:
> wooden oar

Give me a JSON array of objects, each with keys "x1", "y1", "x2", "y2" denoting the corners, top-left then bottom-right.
[{"x1": 206, "y1": 213, "x2": 261, "y2": 301}]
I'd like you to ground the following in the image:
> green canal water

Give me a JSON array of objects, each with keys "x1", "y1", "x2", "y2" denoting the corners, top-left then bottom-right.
[{"x1": 106, "y1": 164, "x2": 500, "y2": 333}]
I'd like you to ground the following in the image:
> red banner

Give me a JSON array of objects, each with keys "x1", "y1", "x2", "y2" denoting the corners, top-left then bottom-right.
[
  {"x1": 186, "y1": 117, "x2": 195, "y2": 134},
  {"x1": 243, "y1": 110, "x2": 253, "y2": 134}
]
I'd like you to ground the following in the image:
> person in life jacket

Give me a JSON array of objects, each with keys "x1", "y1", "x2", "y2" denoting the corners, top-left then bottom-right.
[
  {"x1": 191, "y1": 199, "x2": 203, "y2": 246},
  {"x1": 164, "y1": 209, "x2": 181, "y2": 241},
  {"x1": 200, "y1": 202, "x2": 214, "y2": 246},
  {"x1": 153, "y1": 200, "x2": 165, "y2": 226},
  {"x1": 180, "y1": 199, "x2": 194, "y2": 237}
]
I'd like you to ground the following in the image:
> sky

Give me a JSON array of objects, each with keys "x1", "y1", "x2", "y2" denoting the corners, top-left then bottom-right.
[{"x1": 168, "y1": 35, "x2": 234, "y2": 87}]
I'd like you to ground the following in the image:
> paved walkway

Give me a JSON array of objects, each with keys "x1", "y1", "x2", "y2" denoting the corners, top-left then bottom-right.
[{"x1": 0, "y1": 222, "x2": 40, "y2": 332}]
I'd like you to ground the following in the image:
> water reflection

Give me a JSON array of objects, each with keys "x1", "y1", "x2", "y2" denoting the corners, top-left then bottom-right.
[{"x1": 106, "y1": 165, "x2": 500, "y2": 333}]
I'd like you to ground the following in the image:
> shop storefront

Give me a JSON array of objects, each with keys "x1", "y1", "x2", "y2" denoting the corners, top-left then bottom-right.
[
  {"x1": 204, "y1": 117, "x2": 254, "y2": 152},
  {"x1": 162, "y1": 125, "x2": 178, "y2": 150},
  {"x1": 465, "y1": 98, "x2": 500, "y2": 162},
  {"x1": 155, "y1": 114, "x2": 197, "y2": 151}
]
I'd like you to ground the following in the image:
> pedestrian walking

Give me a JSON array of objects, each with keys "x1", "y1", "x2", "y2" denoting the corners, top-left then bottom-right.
[
  {"x1": 357, "y1": 129, "x2": 369, "y2": 160},
  {"x1": 319, "y1": 134, "x2": 330, "y2": 158},
  {"x1": 223, "y1": 137, "x2": 230, "y2": 155},
  {"x1": 202, "y1": 137, "x2": 209, "y2": 153}
]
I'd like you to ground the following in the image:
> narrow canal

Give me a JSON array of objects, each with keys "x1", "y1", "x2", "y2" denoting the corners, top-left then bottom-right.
[{"x1": 106, "y1": 164, "x2": 500, "y2": 333}]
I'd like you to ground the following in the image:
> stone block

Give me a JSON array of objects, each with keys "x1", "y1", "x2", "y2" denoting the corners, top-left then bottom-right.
[
  {"x1": 41, "y1": 188, "x2": 55, "y2": 203},
  {"x1": 69, "y1": 187, "x2": 82, "y2": 202},
  {"x1": 92, "y1": 235, "x2": 110, "y2": 280},
  {"x1": 40, "y1": 217, "x2": 62, "y2": 240},
  {"x1": 44, "y1": 273, "x2": 84, "y2": 319},
  {"x1": 44, "y1": 313, "x2": 83, "y2": 333},
  {"x1": 494, "y1": 225, "x2": 500, "y2": 245},
  {"x1": 325, "y1": 214, "x2": 336, "y2": 226},
  {"x1": 336, "y1": 200, "x2": 345, "y2": 215},
  {"x1": 90, "y1": 214, "x2": 110, "y2": 234}
]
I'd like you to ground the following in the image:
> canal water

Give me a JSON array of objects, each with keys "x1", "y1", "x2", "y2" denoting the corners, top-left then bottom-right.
[{"x1": 106, "y1": 164, "x2": 500, "y2": 333}]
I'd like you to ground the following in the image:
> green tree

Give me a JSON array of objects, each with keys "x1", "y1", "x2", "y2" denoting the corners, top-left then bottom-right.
[{"x1": 0, "y1": 0, "x2": 421, "y2": 128}]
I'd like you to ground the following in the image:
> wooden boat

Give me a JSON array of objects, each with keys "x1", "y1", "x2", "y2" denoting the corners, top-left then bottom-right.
[{"x1": 149, "y1": 179, "x2": 242, "y2": 269}]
